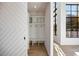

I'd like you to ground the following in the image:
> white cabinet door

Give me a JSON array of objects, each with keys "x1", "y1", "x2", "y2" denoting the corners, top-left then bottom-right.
[{"x1": 29, "y1": 16, "x2": 45, "y2": 41}]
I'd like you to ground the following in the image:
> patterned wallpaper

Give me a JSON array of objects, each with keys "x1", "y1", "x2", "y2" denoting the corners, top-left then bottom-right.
[{"x1": 0, "y1": 3, "x2": 29, "y2": 56}]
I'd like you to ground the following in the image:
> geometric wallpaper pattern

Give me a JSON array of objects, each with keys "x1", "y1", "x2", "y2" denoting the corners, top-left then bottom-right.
[{"x1": 0, "y1": 3, "x2": 28, "y2": 56}]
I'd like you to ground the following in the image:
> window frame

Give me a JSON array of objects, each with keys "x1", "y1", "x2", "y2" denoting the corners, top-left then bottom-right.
[{"x1": 66, "y1": 4, "x2": 79, "y2": 38}]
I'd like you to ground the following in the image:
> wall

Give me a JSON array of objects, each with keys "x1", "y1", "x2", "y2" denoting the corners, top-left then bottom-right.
[
  {"x1": 45, "y1": 3, "x2": 50, "y2": 55},
  {"x1": 55, "y1": 2, "x2": 68, "y2": 45},
  {"x1": 0, "y1": 2, "x2": 29, "y2": 56},
  {"x1": 54, "y1": 3, "x2": 61, "y2": 44},
  {"x1": 29, "y1": 12, "x2": 45, "y2": 16},
  {"x1": 51, "y1": 2, "x2": 54, "y2": 56}
]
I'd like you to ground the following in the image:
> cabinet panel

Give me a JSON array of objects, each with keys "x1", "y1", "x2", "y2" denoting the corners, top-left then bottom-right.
[{"x1": 29, "y1": 16, "x2": 45, "y2": 41}]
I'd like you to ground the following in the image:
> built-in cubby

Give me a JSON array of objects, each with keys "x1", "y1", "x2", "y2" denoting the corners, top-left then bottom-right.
[{"x1": 29, "y1": 16, "x2": 45, "y2": 44}]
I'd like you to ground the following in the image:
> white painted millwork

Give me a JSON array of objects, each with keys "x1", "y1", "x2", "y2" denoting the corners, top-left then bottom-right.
[
  {"x1": 29, "y1": 16, "x2": 45, "y2": 42},
  {"x1": 45, "y1": 3, "x2": 50, "y2": 55}
]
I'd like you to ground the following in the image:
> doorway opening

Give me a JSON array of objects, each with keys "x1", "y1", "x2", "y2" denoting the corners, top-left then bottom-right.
[{"x1": 27, "y1": 2, "x2": 50, "y2": 56}]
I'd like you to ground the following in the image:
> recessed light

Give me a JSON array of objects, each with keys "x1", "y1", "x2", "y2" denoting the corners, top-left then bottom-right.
[{"x1": 34, "y1": 5, "x2": 36, "y2": 8}]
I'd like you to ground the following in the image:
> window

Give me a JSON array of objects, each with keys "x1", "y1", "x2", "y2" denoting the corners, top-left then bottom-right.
[{"x1": 66, "y1": 4, "x2": 79, "y2": 38}]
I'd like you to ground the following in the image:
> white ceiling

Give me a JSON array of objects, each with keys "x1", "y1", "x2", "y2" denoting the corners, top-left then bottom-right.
[{"x1": 28, "y1": 2, "x2": 48, "y2": 16}]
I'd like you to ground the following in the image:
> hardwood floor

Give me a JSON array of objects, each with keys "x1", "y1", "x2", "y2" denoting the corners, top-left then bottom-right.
[
  {"x1": 53, "y1": 46, "x2": 57, "y2": 56},
  {"x1": 28, "y1": 43, "x2": 48, "y2": 56},
  {"x1": 61, "y1": 45, "x2": 79, "y2": 56},
  {"x1": 53, "y1": 41, "x2": 79, "y2": 56}
]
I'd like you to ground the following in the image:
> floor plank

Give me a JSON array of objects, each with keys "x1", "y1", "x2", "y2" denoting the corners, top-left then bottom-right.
[
  {"x1": 28, "y1": 43, "x2": 48, "y2": 56},
  {"x1": 53, "y1": 41, "x2": 79, "y2": 56}
]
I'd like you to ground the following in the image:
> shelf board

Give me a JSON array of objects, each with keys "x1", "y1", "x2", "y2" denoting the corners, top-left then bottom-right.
[
  {"x1": 53, "y1": 8, "x2": 57, "y2": 12},
  {"x1": 53, "y1": 13, "x2": 57, "y2": 17}
]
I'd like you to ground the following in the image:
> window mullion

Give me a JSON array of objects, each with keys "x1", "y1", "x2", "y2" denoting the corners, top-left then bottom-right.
[
  {"x1": 70, "y1": 5, "x2": 72, "y2": 37},
  {"x1": 77, "y1": 5, "x2": 78, "y2": 37}
]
